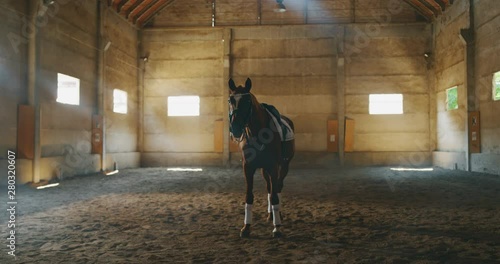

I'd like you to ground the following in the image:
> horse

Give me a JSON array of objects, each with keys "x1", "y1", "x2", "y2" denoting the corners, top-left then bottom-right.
[{"x1": 228, "y1": 78, "x2": 295, "y2": 238}]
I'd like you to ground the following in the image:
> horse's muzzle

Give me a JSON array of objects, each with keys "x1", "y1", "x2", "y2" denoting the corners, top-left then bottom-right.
[{"x1": 231, "y1": 124, "x2": 244, "y2": 139}]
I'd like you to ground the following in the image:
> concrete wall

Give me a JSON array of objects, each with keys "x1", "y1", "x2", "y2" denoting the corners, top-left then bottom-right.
[
  {"x1": 232, "y1": 25, "x2": 339, "y2": 152},
  {"x1": 141, "y1": 25, "x2": 340, "y2": 167},
  {"x1": 471, "y1": 0, "x2": 500, "y2": 175},
  {"x1": 0, "y1": 1, "x2": 26, "y2": 154},
  {"x1": 345, "y1": 24, "x2": 432, "y2": 166},
  {"x1": 431, "y1": 0, "x2": 500, "y2": 175},
  {"x1": 141, "y1": 23, "x2": 433, "y2": 167},
  {"x1": 104, "y1": 8, "x2": 140, "y2": 170},
  {"x1": 230, "y1": 25, "x2": 340, "y2": 166},
  {"x1": 141, "y1": 28, "x2": 225, "y2": 166},
  {"x1": 151, "y1": 0, "x2": 418, "y2": 27},
  {"x1": 0, "y1": 1, "x2": 28, "y2": 182},
  {"x1": 0, "y1": 1, "x2": 139, "y2": 183},
  {"x1": 432, "y1": 0, "x2": 469, "y2": 170},
  {"x1": 38, "y1": 0, "x2": 99, "y2": 181}
]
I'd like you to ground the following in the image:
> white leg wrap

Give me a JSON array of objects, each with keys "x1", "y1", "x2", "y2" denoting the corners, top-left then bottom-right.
[
  {"x1": 267, "y1": 194, "x2": 272, "y2": 213},
  {"x1": 244, "y1": 204, "x2": 253, "y2": 225},
  {"x1": 272, "y1": 204, "x2": 281, "y2": 226}
]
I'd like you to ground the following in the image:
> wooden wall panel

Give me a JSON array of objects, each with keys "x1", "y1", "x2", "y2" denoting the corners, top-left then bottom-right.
[
  {"x1": 230, "y1": 138, "x2": 240, "y2": 152},
  {"x1": 17, "y1": 105, "x2": 34, "y2": 159},
  {"x1": 345, "y1": 119, "x2": 354, "y2": 152},
  {"x1": 214, "y1": 120, "x2": 223, "y2": 153}
]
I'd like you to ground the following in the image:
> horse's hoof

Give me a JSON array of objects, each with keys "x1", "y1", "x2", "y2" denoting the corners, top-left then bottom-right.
[
  {"x1": 240, "y1": 230, "x2": 251, "y2": 238},
  {"x1": 240, "y1": 225, "x2": 251, "y2": 238},
  {"x1": 272, "y1": 226, "x2": 282, "y2": 238}
]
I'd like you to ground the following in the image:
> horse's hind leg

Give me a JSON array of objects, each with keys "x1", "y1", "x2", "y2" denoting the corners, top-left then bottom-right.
[
  {"x1": 262, "y1": 169, "x2": 273, "y2": 222},
  {"x1": 272, "y1": 140, "x2": 294, "y2": 222}
]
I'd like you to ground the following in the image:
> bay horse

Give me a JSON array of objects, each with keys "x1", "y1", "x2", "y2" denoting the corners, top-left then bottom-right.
[{"x1": 228, "y1": 78, "x2": 295, "y2": 238}]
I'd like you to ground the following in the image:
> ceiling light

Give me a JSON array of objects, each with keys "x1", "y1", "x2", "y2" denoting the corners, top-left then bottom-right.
[
  {"x1": 43, "y1": 0, "x2": 55, "y2": 6},
  {"x1": 274, "y1": 0, "x2": 286, "y2": 13}
]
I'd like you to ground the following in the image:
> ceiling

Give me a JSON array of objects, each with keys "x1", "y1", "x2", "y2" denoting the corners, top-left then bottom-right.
[
  {"x1": 108, "y1": 0, "x2": 176, "y2": 28},
  {"x1": 108, "y1": 0, "x2": 456, "y2": 28},
  {"x1": 402, "y1": 0, "x2": 455, "y2": 21}
]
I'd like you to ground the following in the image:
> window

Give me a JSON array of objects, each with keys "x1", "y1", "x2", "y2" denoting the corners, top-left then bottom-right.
[
  {"x1": 56, "y1": 73, "x2": 80, "y2": 105},
  {"x1": 369, "y1": 94, "x2": 403, "y2": 115},
  {"x1": 113, "y1": 89, "x2": 127, "y2": 114},
  {"x1": 168, "y1": 96, "x2": 200, "y2": 116},
  {"x1": 493, "y1": 72, "x2": 500, "y2": 101},
  {"x1": 446, "y1": 86, "x2": 458, "y2": 110}
]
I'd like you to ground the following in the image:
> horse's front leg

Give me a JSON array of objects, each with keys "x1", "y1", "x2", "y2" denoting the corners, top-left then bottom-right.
[
  {"x1": 268, "y1": 165, "x2": 283, "y2": 238},
  {"x1": 240, "y1": 163, "x2": 256, "y2": 238}
]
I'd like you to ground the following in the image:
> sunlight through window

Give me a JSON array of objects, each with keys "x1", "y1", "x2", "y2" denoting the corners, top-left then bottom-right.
[
  {"x1": 446, "y1": 86, "x2": 458, "y2": 110},
  {"x1": 493, "y1": 72, "x2": 500, "y2": 101},
  {"x1": 167, "y1": 168, "x2": 203, "y2": 172},
  {"x1": 168, "y1": 96, "x2": 200, "y2": 117},
  {"x1": 36, "y1": 183, "x2": 60, "y2": 190},
  {"x1": 113, "y1": 89, "x2": 127, "y2": 114},
  {"x1": 390, "y1": 168, "x2": 434, "y2": 172},
  {"x1": 369, "y1": 94, "x2": 403, "y2": 115},
  {"x1": 56, "y1": 73, "x2": 80, "y2": 105}
]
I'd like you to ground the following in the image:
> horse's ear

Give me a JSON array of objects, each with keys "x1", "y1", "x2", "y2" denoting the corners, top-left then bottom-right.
[
  {"x1": 228, "y1": 78, "x2": 236, "y2": 91},
  {"x1": 245, "y1": 78, "x2": 252, "y2": 92}
]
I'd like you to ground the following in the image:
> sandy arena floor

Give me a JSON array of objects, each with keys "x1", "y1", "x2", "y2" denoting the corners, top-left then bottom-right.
[{"x1": 0, "y1": 166, "x2": 499, "y2": 263}]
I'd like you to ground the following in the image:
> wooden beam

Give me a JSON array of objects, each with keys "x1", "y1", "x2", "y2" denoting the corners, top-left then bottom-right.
[
  {"x1": 434, "y1": 0, "x2": 447, "y2": 11},
  {"x1": 119, "y1": 0, "x2": 140, "y2": 16},
  {"x1": 403, "y1": 0, "x2": 435, "y2": 21},
  {"x1": 141, "y1": 0, "x2": 177, "y2": 27},
  {"x1": 111, "y1": 0, "x2": 123, "y2": 11},
  {"x1": 418, "y1": 0, "x2": 442, "y2": 16},
  {"x1": 136, "y1": 0, "x2": 168, "y2": 27},
  {"x1": 128, "y1": 0, "x2": 155, "y2": 23}
]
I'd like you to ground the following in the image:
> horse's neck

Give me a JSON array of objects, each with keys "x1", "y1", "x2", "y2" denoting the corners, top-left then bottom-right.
[{"x1": 248, "y1": 98, "x2": 268, "y2": 133}]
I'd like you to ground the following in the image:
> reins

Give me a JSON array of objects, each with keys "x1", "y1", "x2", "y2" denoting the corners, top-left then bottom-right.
[{"x1": 229, "y1": 94, "x2": 266, "y2": 151}]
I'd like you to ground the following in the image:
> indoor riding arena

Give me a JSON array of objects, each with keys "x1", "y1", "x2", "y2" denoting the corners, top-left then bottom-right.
[{"x1": 0, "y1": 0, "x2": 499, "y2": 263}]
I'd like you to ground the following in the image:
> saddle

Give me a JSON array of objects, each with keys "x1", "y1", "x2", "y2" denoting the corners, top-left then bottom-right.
[{"x1": 261, "y1": 103, "x2": 294, "y2": 142}]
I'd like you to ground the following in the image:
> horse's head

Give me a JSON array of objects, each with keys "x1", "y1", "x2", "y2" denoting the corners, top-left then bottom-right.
[{"x1": 228, "y1": 78, "x2": 253, "y2": 139}]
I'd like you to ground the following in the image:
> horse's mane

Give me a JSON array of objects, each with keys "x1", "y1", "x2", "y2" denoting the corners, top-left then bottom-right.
[
  {"x1": 248, "y1": 92, "x2": 269, "y2": 128},
  {"x1": 249, "y1": 93, "x2": 261, "y2": 108}
]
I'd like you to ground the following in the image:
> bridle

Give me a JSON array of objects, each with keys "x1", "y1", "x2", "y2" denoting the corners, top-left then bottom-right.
[
  {"x1": 228, "y1": 93, "x2": 253, "y2": 142},
  {"x1": 228, "y1": 92, "x2": 267, "y2": 151}
]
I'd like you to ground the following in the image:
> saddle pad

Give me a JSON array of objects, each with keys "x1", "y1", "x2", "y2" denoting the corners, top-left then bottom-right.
[{"x1": 265, "y1": 108, "x2": 294, "y2": 142}]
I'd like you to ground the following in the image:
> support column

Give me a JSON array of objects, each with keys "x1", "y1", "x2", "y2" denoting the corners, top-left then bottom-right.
[
  {"x1": 28, "y1": 0, "x2": 41, "y2": 183},
  {"x1": 460, "y1": 0, "x2": 476, "y2": 171},
  {"x1": 222, "y1": 28, "x2": 232, "y2": 166},
  {"x1": 96, "y1": 0, "x2": 107, "y2": 171},
  {"x1": 336, "y1": 27, "x2": 346, "y2": 166},
  {"x1": 137, "y1": 31, "x2": 145, "y2": 155}
]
